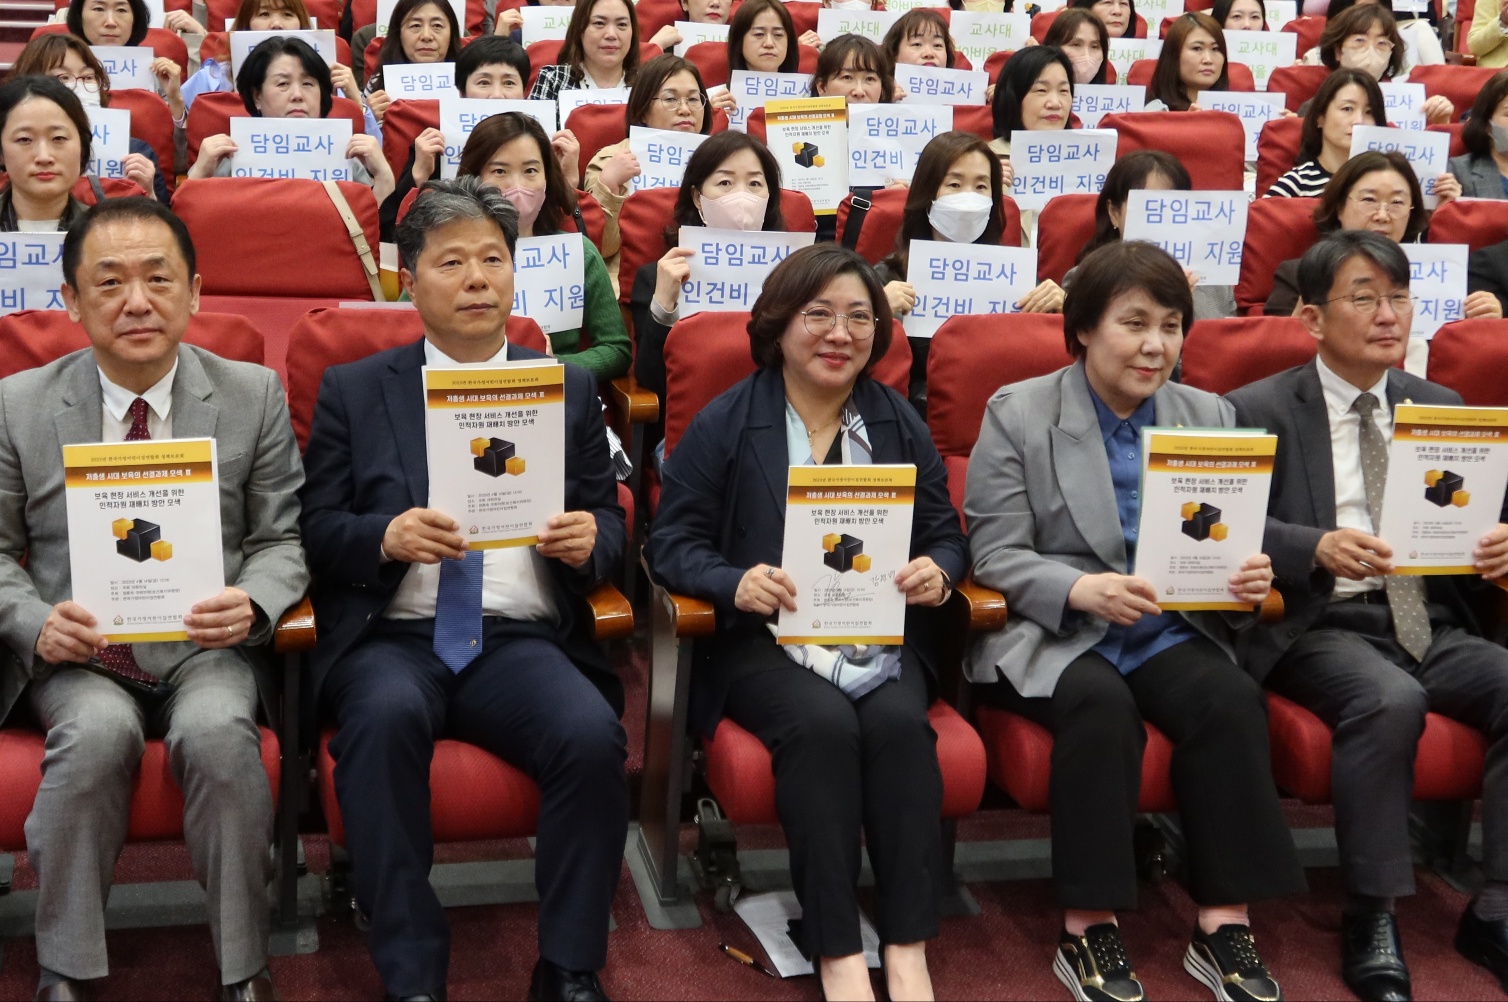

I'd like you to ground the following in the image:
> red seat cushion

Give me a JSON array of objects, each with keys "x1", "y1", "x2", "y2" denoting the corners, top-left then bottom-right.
[
  {"x1": 0, "y1": 727, "x2": 279, "y2": 850},
  {"x1": 1036, "y1": 193, "x2": 1097, "y2": 285},
  {"x1": 318, "y1": 729, "x2": 540, "y2": 846},
  {"x1": 705, "y1": 702, "x2": 986, "y2": 825},
  {"x1": 1425, "y1": 319, "x2": 1508, "y2": 406},
  {"x1": 1428, "y1": 198, "x2": 1508, "y2": 255},
  {"x1": 976, "y1": 706, "x2": 1176, "y2": 813},
  {"x1": 1180, "y1": 316, "x2": 1316, "y2": 395},
  {"x1": 1100, "y1": 110, "x2": 1247, "y2": 191},
  {"x1": 0, "y1": 309, "x2": 265, "y2": 380},
  {"x1": 1266, "y1": 64, "x2": 1329, "y2": 114},
  {"x1": 1255, "y1": 114, "x2": 1303, "y2": 197},
  {"x1": 1266, "y1": 693, "x2": 1485, "y2": 804},
  {"x1": 1235, "y1": 196, "x2": 1321, "y2": 314}
]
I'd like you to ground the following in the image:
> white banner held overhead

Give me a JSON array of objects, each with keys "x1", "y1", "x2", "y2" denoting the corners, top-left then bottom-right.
[
  {"x1": 905, "y1": 240, "x2": 1039, "y2": 338},
  {"x1": 678, "y1": 226, "x2": 817, "y2": 317},
  {"x1": 1122, "y1": 190, "x2": 1249, "y2": 286}
]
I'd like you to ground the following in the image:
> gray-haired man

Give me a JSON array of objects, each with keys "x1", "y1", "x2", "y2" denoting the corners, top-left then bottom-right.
[{"x1": 299, "y1": 178, "x2": 627, "y2": 1002}]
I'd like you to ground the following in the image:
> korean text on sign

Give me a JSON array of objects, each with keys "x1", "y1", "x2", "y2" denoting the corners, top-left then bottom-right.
[
  {"x1": 229, "y1": 29, "x2": 338, "y2": 72},
  {"x1": 440, "y1": 97, "x2": 558, "y2": 179},
  {"x1": 1072, "y1": 84, "x2": 1146, "y2": 128},
  {"x1": 904, "y1": 240, "x2": 1039, "y2": 338},
  {"x1": 726, "y1": 71, "x2": 813, "y2": 131},
  {"x1": 1403, "y1": 243, "x2": 1468, "y2": 340},
  {"x1": 512, "y1": 234, "x2": 586, "y2": 335},
  {"x1": 1107, "y1": 38, "x2": 1162, "y2": 80},
  {"x1": 849, "y1": 104, "x2": 952, "y2": 187},
  {"x1": 1378, "y1": 82, "x2": 1427, "y2": 130},
  {"x1": 1223, "y1": 30, "x2": 1297, "y2": 91},
  {"x1": 1349, "y1": 125, "x2": 1450, "y2": 208},
  {"x1": 627, "y1": 126, "x2": 710, "y2": 193},
  {"x1": 0, "y1": 233, "x2": 66, "y2": 316},
  {"x1": 1200, "y1": 92, "x2": 1285, "y2": 160},
  {"x1": 1121, "y1": 190, "x2": 1249, "y2": 286},
  {"x1": 679, "y1": 226, "x2": 817, "y2": 318},
  {"x1": 947, "y1": 11, "x2": 1031, "y2": 69},
  {"x1": 386, "y1": 62, "x2": 458, "y2": 101},
  {"x1": 229, "y1": 117, "x2": 353, "y2": 181},
  {"x1": 90, "y1": 46, "x2": 156, "y2": 91},
  {"x1": 557, "y1": 88, "x2": 632, "y2": 123},
  {"x1": 520, "y1": 4, "x2": 572, "y2": 44},
  {"x1": 894, "y1": 63, "x2": 987, "y2": 107},
  {"x1": 816, "y1": 8, "x2": 902, "y2": 43},
  {"x1": 673, "y1": 20, "x2": 729, "y2": 55},
  {"x1": 1010, "y1": 129, "x2": 1117, "y2": 210},
  {"x1": 85, "y1": 105, "x2": 131, "y2": 181}
]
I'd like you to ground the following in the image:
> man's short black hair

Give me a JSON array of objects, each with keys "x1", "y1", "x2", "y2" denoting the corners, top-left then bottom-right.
[
  {"x1": 1296, "y1": 230, "x2": 1410, "y2": 309},
  {"x1": 63, "y1": 197, "x2": 197, "y2": 289}
]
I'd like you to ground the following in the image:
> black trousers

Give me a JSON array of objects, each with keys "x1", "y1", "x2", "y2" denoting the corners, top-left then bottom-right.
[
  {"x1": 722, "y1": 635, "x2": 943, "y2": 958},
  {"x1": 990, "y1": 638, "x2": 1305, "y2": 911},
  {"x1": 323, "y1": 618, "x2": 629, "y2": 997}
]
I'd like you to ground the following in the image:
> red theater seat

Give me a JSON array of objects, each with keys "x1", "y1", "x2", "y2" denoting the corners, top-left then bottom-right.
[
  {"x1": 1235, "y1": 196, "x2": 1321, "y2": 314},
  {"x1": 1035, "y1": 193, "x2": 1097, "y2": 285},
  {"x1": 0, "y1": 309, "x2": 265, "y2": 380},
  {"x1": 1255, "y1": 114, "x2": 1303, "y2": 196},
  {"x1": 951, "y1": 103, "x2": 994, "y2": 142},
  {"x1": 1266, "y1": 64, "x2": 1329, "y2": 113},
  {"x1": 110, "y1": 89, "x2": 177, "y2": 194},
  {"x1": 1409, "y1": 64, "x2": 1502, "y2": 116},
  {"x1": 1280, "y1": 15, "x2": 1326, "y2": 57},
  {"x1": 1427, "y1": 319, "x2": 1508, "y2": 406},
  {"x1": 380, "y1": 99, "x2": 439, "y2": 183},
  {"x1": 1428, "y1": 198, "x2": 1508, "y2": 254},
  {"x1": 186, "y1": 90, "x2": 365, "y2": 164},
  {"x1": 976, "y1": 708, "x2": 1177, "y2": 812},
  {"x1": 564, "y1": 102, "x2": 629, "y2": 180},
  {"x1": 1100, "y1": 110, "x2": 1246, "y2": 191},
  {"x1": 832, "y1": 187, "x2": 1022, "y2": 267},
  {"x1": 1180, "y1": 316, "x2": 1317, "y2": 395},
  {"x1": 685, "y1": 39, "x2": 731, "y2": 88}
]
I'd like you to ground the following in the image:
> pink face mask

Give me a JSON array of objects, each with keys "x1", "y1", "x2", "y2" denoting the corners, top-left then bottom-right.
[
  {"x1": 1069, "y1": 52, "x2": 1101, "y2": 84},
  {"x1": 698, "y1": 189, "x2": 768, "y2": 231},
  {"x1": 499, "y1": 184, "x2": 547, "y2": 228}
]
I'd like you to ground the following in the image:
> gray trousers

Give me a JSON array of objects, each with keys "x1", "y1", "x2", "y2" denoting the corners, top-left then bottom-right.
[
  {"x1": 25, "y1": 651, "x2": 273, "y2": 983},
  {"x1": 1266, "y1": 601, "x2": 1508, "y2": 898}
]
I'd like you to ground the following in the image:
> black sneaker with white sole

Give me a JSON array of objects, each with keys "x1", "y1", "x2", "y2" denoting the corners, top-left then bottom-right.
[
  {"x1": 1054, "y1": 924, "x2": 1145, "y2": 1002},
  {"x1": 1184, "y1": 924, "x2": 1282, "y2": 1002}
]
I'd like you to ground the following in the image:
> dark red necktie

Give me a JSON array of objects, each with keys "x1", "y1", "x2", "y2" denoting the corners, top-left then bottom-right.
[{"x1": 95, "y1": 398, "x2": 159, "y2": 686}]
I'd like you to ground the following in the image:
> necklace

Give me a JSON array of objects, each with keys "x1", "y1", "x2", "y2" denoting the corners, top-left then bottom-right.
[{"x1": 805, "y1": 414, "x2": 840, "y2": 448}]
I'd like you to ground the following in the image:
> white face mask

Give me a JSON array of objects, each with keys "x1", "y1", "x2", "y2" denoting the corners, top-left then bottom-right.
[
  {"x1": 1339, "y1": 47, "x2": 1390, "y2": 80},
  {"x1": 699, "y1": 189, "x2": 767, "y2": 231},
  {"x1": 928, "y1": 191, "x2": 993, "y2": 245},
  {"x1": 70, "y1": 82, "x2": 102, "y2": 107},
  {"x1": 1492, "y1": 123, "x2": 1508, "y2": 155},
  {"x1": 1068, "y1": 53, "x2": 1101, "y2": 84}
]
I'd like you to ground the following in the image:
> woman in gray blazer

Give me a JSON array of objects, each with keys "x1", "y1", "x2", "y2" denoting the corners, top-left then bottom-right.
[
  {"x1": 963, "y1": 241, "x2": 1305, "y2": 1002},
  {"x1": 1447, "y1": 71, "x2": 1508, "y2": 200}
]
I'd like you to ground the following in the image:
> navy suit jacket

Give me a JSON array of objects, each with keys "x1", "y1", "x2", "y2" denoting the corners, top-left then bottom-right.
[
  {"x1": 648, "y1": 367, "x2": 968, "y2": 733},
  {"x1": 299, "y1": 338, "x2": 626, "y2": 717}
]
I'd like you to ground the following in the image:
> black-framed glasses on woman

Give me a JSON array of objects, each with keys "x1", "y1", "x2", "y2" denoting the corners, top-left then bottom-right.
[{"x1": 801, "y1": 307, "x2": 876, "y2": 340}]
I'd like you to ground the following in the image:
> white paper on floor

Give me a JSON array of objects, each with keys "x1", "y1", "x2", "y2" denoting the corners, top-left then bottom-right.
[{"x1": 731, "y1": 889, "x2": 881, "y2": 978}]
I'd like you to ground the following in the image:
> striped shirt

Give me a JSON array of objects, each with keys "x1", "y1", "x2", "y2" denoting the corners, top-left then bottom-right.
[{"x1": 1266, "y1": 159, "x2": 1332, "y2": 198}]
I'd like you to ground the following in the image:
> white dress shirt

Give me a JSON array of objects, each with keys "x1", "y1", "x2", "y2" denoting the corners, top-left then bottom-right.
[
  {"x1": 99, "y1": 361, "x2": 177, "y2": 442},
  {"x1": 384, "y1": 339, "x2": 560, "y2": 624},
  {"x1": 1316, "y1": 355, "x2": 1390, "y2": 599}
]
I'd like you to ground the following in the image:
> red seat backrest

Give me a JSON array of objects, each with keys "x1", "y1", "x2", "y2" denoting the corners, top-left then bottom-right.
[
  {"x1": 286, "y1": 307, "x2": 547, "y2": 448},
  {"x1": 109, "y1": 89, "x2": 177, "y2": 194},
  {"x1": 983, "y1": 49, "x2": 1013, "y2": 83},
  {"x1": 951, "y1": 104, "x2": 994, "y2": 142},
  {"x1": 636, "y1": 0, "x2": 684, "y2": 38},
  {"x1": 186, "y1": 91, "x2": 365, "y2": 163},
  {"x1": 364, "y1": 36, "x2": 384, "y2": 81},
  {"x1": 1428, "y1": 122, "x2": 1467, "y2": 159},
  {"x1": 1255, "y1": 114, "x2": 1304, "y2": 196},
  {"x1": 1030, "y1": 10, "x2": 1060, "y2": 41},
  {"x1": 1457, "y1": 0, "x2": 1476, "y2": 50},
  {"x1": 1266, "y1": 64, "x2": 1329, "y2": 114},
  {"x1": 1235, "y1": 195, "x2": 1321, "y2": 314},
  {"x1": 381, "y1": 99, "x2": 439, "y2": 182},
  {"x1": 1126, "y1": 59, "x2": 1255, "y2": 91},
  {"x1": 526, "y1": 39, "x2": 566, "y2": 91},
  {"x1": 832, "y1": 187, "x2": 1023, "y2": 266},
  {"x1": 172, "y1": 178, "x2": 383, "y2": 299},
  {"x1": 787, "y1": 1, "x2": 820, "y2": 35},
  {"x1": 1428, "y1": 199, "x2": 1508, "y2": 254},
  {"x1": 564, "y1": 102, "x2": 629, "y2": 180},
  {"x1": 1280, "y1": 15, "x2": 1326, "y2": 56},
  {"x1": 1427, "y1": 319, "x2": 1508, "y2": 406},
  {"x1": 351, "y1": 0, "x2": 376, "y2": 31},
  {"x1": 32, "y1": 23, "x2": 188, "y2": 78},
  {"x1": 686, "y1": 39, "x2": 731, "y2": 89},
  {"x1": 1180, "y1": 316, "x2": 1316, "y2": 395},
  {"x1": 1036, "y1": 193, "x2": 1098, "y2": 285},
  {"x1": 1100, "y1": 110, "x2": 1246, "y2": 191},
  {"x1": 1409, "y1": 65, "x2": 1501, "y2": 116},
  {"x1": 0, "y1": 309, "x2": 265, "y2": 381}
]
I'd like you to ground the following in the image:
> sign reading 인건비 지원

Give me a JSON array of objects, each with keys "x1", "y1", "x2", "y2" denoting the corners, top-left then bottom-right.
[
  {"x1": 1132, "y1": 429, "x2": 1277, "y2": 611},
  {"x1": 777, "y1": 464, "x2": 916, "y2": 646},
  {"x1": 423, "y1": 361, "x2": 565, "y2": 549},
  {"x1": 64, "y1": 438, "x2": 226, "y2": 643},
  {"x1": 1377, "y1": 404, "x2": 1508, "y2": 574}
]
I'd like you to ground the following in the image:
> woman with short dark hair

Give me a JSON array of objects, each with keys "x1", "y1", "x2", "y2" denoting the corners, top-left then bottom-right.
[
  {"x1": 651, "y1": 242, "x2": 966, "y2": 1002},
  {"x1": 0, "y1": 75, "x2": 95, "y2": 231},
  {"x1": 727, "y1": 0, "x2": 803, "y2": 73},
  {"x1": 1143, "y1": 12, "x2": 1229, "y2": 111},
  {"x1": 1448, "y1": 70, "x2": 1508, "y2": 199},
  {"x1": 966, "y1": 239, "x2": 1304, "y2": 1002}
]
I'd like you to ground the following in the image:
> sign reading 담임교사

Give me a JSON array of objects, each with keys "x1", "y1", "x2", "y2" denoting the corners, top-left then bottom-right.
[
  {"x1": 1133, "y1": 429, "x2": 1277, "y2": 611},
  {"x1": 423, "y1": 362, "x2": 565, "y2": 549},
  {"x1": 1378, "y1": 405, "x2": 1508, "y2": 574},
  {"x1": 64, "y1": 438, "x2": 226, "y2": 643}
]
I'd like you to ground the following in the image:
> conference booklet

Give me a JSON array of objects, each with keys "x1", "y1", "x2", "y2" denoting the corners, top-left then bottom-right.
[
  {"x1": 776, "y1": 464, "x2": 915, "y2": 646},
  {"x1": 1378, "y1": 404, "x2": 1508, "y2": 574},
  {"x1": 1132, "y1": 428, "x2": 1277, "y2": 611},
  {"x1": 63, "y1": 437, "x2": 226, "y2": 642},
  {"x1": 422, "y1": 361, "x2": 565, "y2": 549}
]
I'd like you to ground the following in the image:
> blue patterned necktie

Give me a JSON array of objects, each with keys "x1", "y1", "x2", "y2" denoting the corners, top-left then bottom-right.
[{"x1": 433, "y1": 550, "x2": 484, "y2": 672}]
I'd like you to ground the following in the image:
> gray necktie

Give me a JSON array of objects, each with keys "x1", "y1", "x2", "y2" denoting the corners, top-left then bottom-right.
[{"x1": 1353, "y1": 392, "x2": 1433, "y2": 662}]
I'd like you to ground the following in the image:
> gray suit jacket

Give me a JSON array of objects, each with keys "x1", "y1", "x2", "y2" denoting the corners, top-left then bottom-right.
[
  {"x1": 1447, "y1": 152, "x2": 1507, "y2": 200},
  {"x1": 0, "y1": 343, "x2": 309, "y2": 723},
  {"x1": 963, "y1": 360, "x2": 1242, "y2": 697}
]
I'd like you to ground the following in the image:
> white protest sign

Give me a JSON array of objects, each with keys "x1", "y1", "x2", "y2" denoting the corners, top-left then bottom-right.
[
  {"x1": 905, "y1": 240, "x2": 1038, "y2": 338},
  {"x1": 228, "y1": 29, "x2": 339, "y2": 73},
  {"x1": 673, "y1": 20, "x2": 730, "y2": 55},
  {"x1": 91, "y1": 47, "x2": 157, "y2": 91},
  {"x1": 229, "y1": 117, "x2": 354, "y2": 180},
  {"x1": 816, "y1": 8, "x2": 902, "y2": 43},
  {"x1": 1267, "y1": 0, "x2": 1298, "y2": 29},
  {"x1": 513, "y1": 234, "x2": 586, "y2": 335},
  {"x1": 0, "y1": 234, "x2": 66, "y2": 315},
  {"x1": 1010, "y1": 129, "x2": 1117, "y2": 209},
  {"x1": 387, "y1": 61, "x2": 457, "y2": 100},
  {"x1": 727, "y1": 71, "x2": 813, "y2": 130},
  {"x1": 377, "y1": 0, "x2": 461, "y2": 35},
  {"x1": 439, "y1": 98, "x2": 557, "y2": 179},
  {"x1": 1201, "y1": 91, "x2": 1286, "y2": 159},
  {"x1": 1403, "y1": 243, "x2": 1468, "y2": 340},
  {"x1": 520, "y1": 4, "x2": 573, "y2": 44},
  {"x1": 1122, "y1": 190, "x2": 1249, "y2": 286},
  {"x1": 558, "y1": 87, "x2": 632, "y2": 123},
  {"x1": 1107, "y1": 37, "x2": 1161, "y2": 80},
  {"x1": 894, "y1": 63, "x2": 988, "y2": 106},
  {"x1": 1350, "y1": 125, "x2": 1450, "y2": 208},
  {"x1": 948, "y1": 11, "x2": 1032, "y2": 69},
  {"x1": 85, "y1": 105, "x2": 131, "y2": 181},
  {"x1": 678, "y1": 226, "x2": 817, "y2": 318},
  {"x1": 1224, "y1": 30, "x2": 1297, "y2": 91},
  {"x1": 627, "y1": 125, "x2": 710, "y2": 193},
  {"x1": 1072, "y1": 83, "x2": 1146, "y2": 127},
  {"x1": 849, "y1": 104, "x2": 953, "y2": 187},
  {"x1": 1379, "y1": 82, "x2": 1427, "y2": 130}
]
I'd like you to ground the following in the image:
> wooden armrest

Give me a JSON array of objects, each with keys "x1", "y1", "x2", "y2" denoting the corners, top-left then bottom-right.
[
  {"x1": 607, "y1": 375, "x2": 660, "y2": 425},
  {"x1": 586, "y1": 582, "x2": 635, "y2": 641},
  {"x1": 1258, "y1": 589, "x2": 1284, "y2": 624},
  {"x1": 273, "y1": 595, "x2": 316, "y2": 654},
  {"x1": 661, "y1": 589, "x2": 717, "y2": 637},
  {"x1": 956, "y1": 578, "x2": 1008, "y2": 632}
]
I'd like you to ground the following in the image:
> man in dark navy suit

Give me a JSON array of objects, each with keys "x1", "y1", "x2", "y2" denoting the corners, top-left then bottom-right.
[{"x1": 300, "y1": 177, "x2": 627, "y2": 1002}]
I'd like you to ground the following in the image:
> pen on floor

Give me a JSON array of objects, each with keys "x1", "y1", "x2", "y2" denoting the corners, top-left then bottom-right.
[{"x1": 719, "y1": 942, "x2": 777, "y2": 977}]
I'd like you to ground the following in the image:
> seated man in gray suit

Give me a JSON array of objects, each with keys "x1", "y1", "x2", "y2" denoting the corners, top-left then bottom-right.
[
  {"x1": 0, "y1": 198, "x2": 308, "y2": 1002},
  {"x1": 1229, "y1": 230, "x2": 1508, "y2": 1002}
]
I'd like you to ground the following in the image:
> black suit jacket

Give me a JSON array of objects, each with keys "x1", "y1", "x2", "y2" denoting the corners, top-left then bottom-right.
[
  {"x1": 647, "y1": 367, "x2": 968, "y2": 733},
  {"x1": 1469, "y1": 239, "x2": 1508, "y2": 309},
  {"x1": 1227, "y1": 360, "x2": 1503, "y2": 681},
  {"x1": 299, "y1": 338, "x2": 626, "y2": 718}
]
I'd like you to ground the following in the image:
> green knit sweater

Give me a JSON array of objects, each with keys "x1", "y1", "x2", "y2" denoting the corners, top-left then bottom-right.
[{"x1": 547, "y1": 236, "x2": 632, "y2": 382}]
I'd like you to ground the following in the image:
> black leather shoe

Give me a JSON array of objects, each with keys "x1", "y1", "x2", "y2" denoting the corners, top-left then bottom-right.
[
  {"x1": 1341, "y1": 910, "x2": 1411, "y2": 1001},
  {"x1": 527, "y1": 960, "x2": 609, "y2": 1002},
  {"x1": 1456, "y1": 903, "x2": 1508, "y2": 992}
]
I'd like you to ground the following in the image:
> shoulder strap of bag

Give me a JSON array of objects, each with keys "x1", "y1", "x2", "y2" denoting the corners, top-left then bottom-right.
[
  {"x1": 321, "y1": 179, "x2": 385, "y2": 302},
  {"x1": 87, "y1": 175, "x2": 107, "y2": 203},
  {"x1": 840, "y1": 194, "x2": 870, "y2": 250}
]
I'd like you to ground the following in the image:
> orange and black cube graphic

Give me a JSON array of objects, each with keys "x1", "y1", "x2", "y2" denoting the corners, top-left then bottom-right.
[
  {"x1": 1424, "y1": 469, "x2": 1469, "y2": 508},
  {"x1": 822, "y1": 532, "x2": 871, "y2": 573},
  {"x1": 112, "y1": 517, "x2": 172, "y2": 562},
  {"x1": 1180, "y1": 502, "x2": 1229, "y2": 542},
  {"x1": 471, "y1": 437, "x2": 526, "y2": 478},
  {"x1": 793, "y1": 142, "x2": 825, "y2": 168}
]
